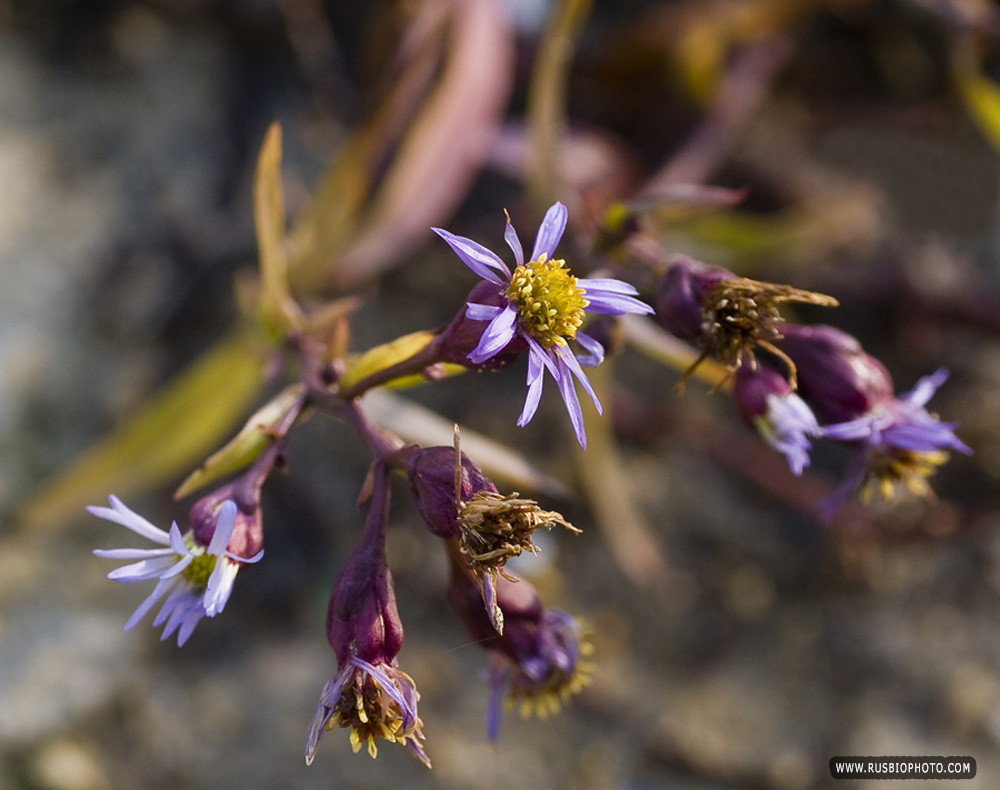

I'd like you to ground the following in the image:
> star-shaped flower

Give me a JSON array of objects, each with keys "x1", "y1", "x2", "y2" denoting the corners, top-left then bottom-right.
[
  {"x1": 89, "y1": 495, "x2": 263, "y2": 646},
  {"x1": 433, "y1": 202, "x2": 653, "y2": 448}
]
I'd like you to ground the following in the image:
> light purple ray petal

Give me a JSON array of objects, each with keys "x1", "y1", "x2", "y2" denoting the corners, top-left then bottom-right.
[
  {"x1": 574, "y1": 331, "x2": 605, "y2": 367},
  {"x1": 225, "y1": 549, "x2": 265, "y2": 564},
  {"x1": 556, "y1": 345, "x2": 602, "y2": 414},
  {"x1": 208, "y1": 500, "x2": 238, "y2": 555},
  {"x1": 552, "y1": 354, "x2": 588, "y2": 449},
  {"x1": 468, "y1": 304, "x2": 519, "y2": 363},
  {"x1": 168, "y1": 523, "x2": 190, "y2": 556},
  {"x1": 93, "y1": 547, "x2": 175, "y2": 560},
  {"x1": 106, "y1": 555, "x2": 185, "y2": 582},
  {"x1": 530, "y1": 201, "x2": 567, "y2": 262},
  {"x1": 902, "y1": 368, "x2": 948, "y2": 407},
  {"x1": 353, "y1": 658, "x2": 417, "y2": 726},
  {"x1": 517, "y1": 349, "x2": 546, "y2": 427},
  {"x1": 87, "y1": 495, "x2": 171, "y2": 545},
  {"x1": 465, "y1": 302, "x2": 503, "y2": 321},
  {"x1": 503, "y1": 211, "x2": 524, "y2": 267},
  {"x1": 204, "y1": 559, "x2": 239, "y2": 616},
  {"x1": 123, "y1": 576, "x2": 176, "y2": 631},
  {"x1": 581, "y1": 291, "x2": 653, "y2": 315},
  {"x1": 159, "y1": 553, "x2": 194, "y2": 579},
  {"x1": 576, "y1": 277, "x2": 640, "y2": 294},
  {"x1": 432, "y1": 228, "x2": 511, "y2": 284}
]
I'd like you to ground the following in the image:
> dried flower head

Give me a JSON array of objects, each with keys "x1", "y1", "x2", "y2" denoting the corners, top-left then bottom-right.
[{"x1": 656, "y1": 257, "x2": 837, "y2": 387}]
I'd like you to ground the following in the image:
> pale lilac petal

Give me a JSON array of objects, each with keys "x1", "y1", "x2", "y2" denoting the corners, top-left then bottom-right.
[
  {"x1": 530, "y1": 201, "x2": 567, "y2": 262},
  {"x1": 581, "y1": 290, "x2": 653, "y2": 315},
  {"x1": 553, "y1": 354, "x2": 588, "y2": 449},
  {"x1": 93, "y1": 547, "x2": 175, "y2": 560},
  {"x1": 123, "y1": 576, "x2": 176, "y2": 631},
  {"x1": 306, "y1": 665, "x2": 354, "y2": 765},
  {"x1": 517, "y1": 350, "x2": 546, "y2": 427},
  {"x1": 106, "y1": 555, "x2": 185, "y2": 582},
  {"x1": 353, "y1": 658, "x2": 417, "y2": 727},
  {"x1": 168, "y1": 523, "x2": 189, "y2": 556},
  {"x1": 226, "y1": 548, "x2": 264, "y2": 564},
  {"x1": 556, "y1": 345, "x2": 602, "y2": 414},
  {"x1": 576, "y1": 277, "x2": 641, "y2": 294},
  {"x1": 432, "y1": 228, "x2": 511, "y2": 284},
  {"x1": 902, "y1": 368, "x2": 948, "y2": 407},
  {"x1": 504, "y1": 211, "x2": 524, "y2": 267},
  {"x1": 574, "y1": 331, "x2": 604, "y2": 367},
  {"x1": 207, "y1": 500, "x2": 238, "y2": 555},
  {"x1": 468, "y1": 304, "x2": 519, "y2": 363},
  {"x1": 485, "y1": 662, "x2": 507, "y2": 741},
  {"x1": 203, "y1": 558, "x2": 240, "y2": 616},
  {"x1": 87, "y1": 495, "x2": 171, "y2": 545},
  {"x1": 465, "y1": 302, "x2": 503, "y2": 321},
  {"x1": 159, "y1": 553, "x2": 194, "y2": 579}
]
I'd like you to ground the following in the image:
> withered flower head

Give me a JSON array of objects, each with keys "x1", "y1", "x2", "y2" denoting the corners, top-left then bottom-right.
[{"x1": 656, "y1": 257, "x2": 838, "y2": 386}]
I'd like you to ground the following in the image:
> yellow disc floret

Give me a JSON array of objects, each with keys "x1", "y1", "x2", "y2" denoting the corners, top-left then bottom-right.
[
  {"x1": 506, "y1": 255, "x2": 589, "y2": 348},
  {"x1": 181, "y1": 550, "x2": 217, "y2": 588}
]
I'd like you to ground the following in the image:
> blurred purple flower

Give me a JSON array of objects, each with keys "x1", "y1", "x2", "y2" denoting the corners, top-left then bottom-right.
[
  {"x1": 818, "y1": 369, "x2": 972, "y2": 520},
  {"x1": 433, "y1": 202, "x2": 652, "y2": 448},
  {"x1": 733, "y1": 365, "x2": 819, "y2": 475},
  {"x1": 89, "y1": 496, "x2": 262, "y2": 646}
]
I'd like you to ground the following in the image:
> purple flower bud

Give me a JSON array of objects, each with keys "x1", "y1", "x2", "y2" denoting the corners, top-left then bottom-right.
[
  {"x1": 325, "y1": 468, "x2": 402, "y2": 665},
  {"x1": 436, "y1": 280, "x2": 528, "y2": 370},
  {"x1": 189, "y1": 484, "x2": 264, "y2": 562},
  {"x1": 776, "y1": 324, "x2": 893, "y2": 424},
  {"x1": 306, "y1": 465, "x2": 429, "y2": 768},
  {"x1": 654, "y1": 256, "x2": 736, "y2": 340},
  {"x1": 406, "y1": 445, "x2": 498, "y2": 539}
]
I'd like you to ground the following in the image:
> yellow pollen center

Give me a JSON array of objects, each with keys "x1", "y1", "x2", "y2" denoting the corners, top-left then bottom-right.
[
  {"x1": 181, "y1": 552, "x2": 217, "y2": 588},
  {"x1": 506, "y1": 255, "x2": 589, "y2": 348}
]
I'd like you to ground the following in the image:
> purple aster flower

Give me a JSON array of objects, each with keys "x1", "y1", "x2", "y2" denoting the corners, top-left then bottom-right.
[
  {"x1": 733, "y1": 365, "x2": 819, "y2": 475},
  {"x1": 432, "y1": 202, "x2": 653, "y2": 448},
  {"x1": 817, "y1": 368, "x2": 972, "y2": 520},
  {"x1": 89, "y1": 495, "x2": 263, "y2": 646}
]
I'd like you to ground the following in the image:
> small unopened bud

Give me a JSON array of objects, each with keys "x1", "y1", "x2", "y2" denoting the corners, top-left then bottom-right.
[
  {"x1": 777, "y1": 323, "x2": 893, "y2": 424},
  {"x1": 406, "y1": 445, "x2": 498, "y2": 539},
  {"x1": 436, "y1": 281, "x2": 528, "y2": 369}
]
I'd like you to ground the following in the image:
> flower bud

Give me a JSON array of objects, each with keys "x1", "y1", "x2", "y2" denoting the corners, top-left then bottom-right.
[
  {"x1": 776, "y1": 324, "x2": 893, "y2": 424},
  {"x1": 436, "y1": 280, "x2": 528, "y2": 369},
  {"x1": 654, "y1": 257, "x2": 736, "y2": 340},
  {"x1": 406, "y1": 445, "x2": 498, "y2": 539},
  {"x1": 189, "y1": 482, "x2": 264, "y2": 561}
]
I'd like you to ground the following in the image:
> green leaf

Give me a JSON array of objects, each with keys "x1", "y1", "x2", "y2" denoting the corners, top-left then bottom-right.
[
  {"x1": 174, "y1": 383, "x2": 306, "y2": 499},
  {"x1": 17, "y1": 330, "x2": 267, "y2": 529},
  {"x1": 254, "y1": 122, "x2": 302, "y2": 336}
]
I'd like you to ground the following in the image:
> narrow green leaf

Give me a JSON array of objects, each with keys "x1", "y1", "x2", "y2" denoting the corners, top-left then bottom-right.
[
  {"x1": 17, "y1": 330, "x2": 266, "y2": 529},
  {"x1": 174, "y1": 383, "x2": 306, "y2": 500}
]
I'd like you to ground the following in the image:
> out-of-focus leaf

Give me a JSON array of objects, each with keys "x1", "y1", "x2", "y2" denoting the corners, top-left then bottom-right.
[
  {"x1": 17, "y1": 331, "x2": 267, "y2": 529},
  {"x1": 332, "y1": 0, "x2": 515, "y2": 287},
  {"x1": 620, "y1": 314, "x2": 730, "y2": 389},
  {"x1": 362, "y1": 389, "x2": 571, "y2": 500},
  {"x1": 287, "y1": 0, "x2": 515, "y2": 292},
  {"x1": 525, "y1": 0, "x2": 592, "y2": 206},
  {"x1": 254, "y1": 122, "x2": 301, "y2": 335},
  {"x1": 339, "y1": 330, "x2": 446, "y2": 392},
  {"x1": 575, "y1": 359, "x2": 667, "y2": 588},
  {"x1": 955, "y1": 47, "x2": 1000, "y2": 153},
  {"x1": 174, "y1": 383, "x2": 306, "y2": 500}
]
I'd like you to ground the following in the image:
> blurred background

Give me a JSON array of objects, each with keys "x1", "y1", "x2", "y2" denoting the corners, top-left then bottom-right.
[{"x1": 2, "y1": 0, "x2": 1000, "y2": 788}]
